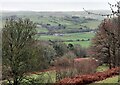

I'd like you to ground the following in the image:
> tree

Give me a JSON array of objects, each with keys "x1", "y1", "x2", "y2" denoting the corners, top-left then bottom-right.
[
  {"x1": 91, "y1": 18, "x2": 120, "y2": 69},
  {"x1": 67, "y1": 43, "x2": 74, "y2": 50},
  {"x1": 83, "y1": 1, "x2": 120, "y2": 69},
  {"x1": 53, "y1": 42, "x2": 68, "y2": 57},
  {"x1": 43, "y1": 45, "x2": 56, "y2": 64},
  {"x1": 2, "y1": 18, "x2": 36, "y2": 85},
  {"x1": 84, "y1": 1, "x2": 120, "y2": 84},
  {"x1": 73, "y1": 44, "x2": 87, "y2": 58}
]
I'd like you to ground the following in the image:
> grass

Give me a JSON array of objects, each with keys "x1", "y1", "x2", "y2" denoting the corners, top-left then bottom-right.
[
  {"x1": 64, "y1": 41, "x2": 91, "y2": 48},
  {"x1": 2, "y1": 71, "x2": 56, "y2": 84},
  {"x1": 39, "y1": 32, "x2": 95, "y2": 40},
  {"x1": 24, "y1": 71, "x2": 56, "y2": 83},
  {"x1": 81, "y1": 21, "x2": 101, "y2": 29},
  {"x1": 28, "y1": 65, "x2": 118, "y2": 84},
  {"x1": 36, "y1": 27, "x2": 48, "y2": 33},
  {"x1": 89, "y1": 64, "x2": 118, "y2": 85},
  {"x1": 26, "y1": 64, "x2": 109, "y2": 84},
  {"x1": 89, "y1": 76, "x2": 119, "y2": 85},
  {"x1": 38, "y1": 32, "x2": 95, "y2": 47},
  {"x1": 1, "y1": 12, "x2": 100, "y2": 48},
  {"x1": 96, "y1": 64, "x2": 109, "y2": 72},
  {"x1": 38, "y1": 32, "x2": 94, "y2": 47},
  {"x1": 95, "y1": 76, "x2": 118, "y2": 83}
]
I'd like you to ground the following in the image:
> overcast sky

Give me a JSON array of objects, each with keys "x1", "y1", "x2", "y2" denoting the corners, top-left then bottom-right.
[{"x1": 0, "y1": 0, "x2": 119, "y2": 11}]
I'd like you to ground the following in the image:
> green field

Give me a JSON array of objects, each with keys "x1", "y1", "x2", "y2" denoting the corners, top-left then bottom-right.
[
  {"x1": 96, "y1": 76, "x2": 118, "y2": 83},
  {"x1": 81, "y1": 21, "x2": 101, "y2": 29},
  {"x1": 3, "y1": 71, "x2": 56, "y2": 84},
  {"x1": 1, "y1": 11, "x2": 103, "y2": 48},
  {"x1": 38, "y1": 32, "x2": 94, "y2": 40},
  {"x1": 64, "y1": 41, "x2": 91, "y2": 48},
  {"x1": 96, "y1": 64, "x2": 109, "y2": 72},
  {"x1": 89, "y1": 76, "x2": 119, "y2": 85},
  {"x1": 36, "y1": 27, "x2": 49, "y2": 33},
  {"x1": 38, "y1": 32, "x2": 95, "y2": 47}
]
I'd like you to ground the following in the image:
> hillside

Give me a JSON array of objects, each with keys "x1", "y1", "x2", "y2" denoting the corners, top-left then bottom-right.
[{"x1": 0, "y1": 10, "x2": 111, "y2": 47}]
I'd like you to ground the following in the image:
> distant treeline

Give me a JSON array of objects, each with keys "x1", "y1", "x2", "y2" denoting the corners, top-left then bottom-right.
[
  {"x1": 37, "y1": 29, "x2": 97, "y2": 35},
  {"x1": 49, "y1": 38, "x2": 90, "y2": 43}
]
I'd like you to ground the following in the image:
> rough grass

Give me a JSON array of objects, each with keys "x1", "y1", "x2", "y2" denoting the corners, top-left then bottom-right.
[
  {"x1": 38, "y1": 32, "x2": 95, "y2": 47},
  {"x1": 89, "y1": 65, "x2": 118, "y2": 85},
  {"x1": 24, "y1": 71, "x2": 56, "y2": 83},
  {"x1": 95, "y1": 76, "x2": 118, "y2": 83},
  {"x1": 89, "y1": 76, "x2": 119, "y2": 85},
  {"x1": 81, "y1": 21, "x2": 101, "y2": 29},
  {"x1": 96, "y1": 64, "x2": 109, "y2": 72}
]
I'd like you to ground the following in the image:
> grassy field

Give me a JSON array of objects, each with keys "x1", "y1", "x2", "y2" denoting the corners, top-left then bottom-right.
[
  {"x1": 96, "y1": 64, "x2": 109, "y2": 72},
  {"x1": 38, "y1": 32, "x2": 94, "y2": 40},
  {"x1": 96, "y1": 76, "x2": 118, "y2": 83},
  {"x1": 38, "y1": 32, "x2": 94, "y2": 47},
  {"x1": 64, "y1": 41, "x2": 91, "y2": 48},
  {"x1": 89, "y1": 76, "x2": 119, "y2": 85},
  {"x1": 36, "y1": 27, "x2": 48, "y2": 33},
  {"x1": 38, "y1": 32, "x2": 95, "y2": 47},
  {"x1": 1, "y1": 11, "x2": 103, "y2": 48},
  {"x1": 81, "y1": 21, "x2": 101, "y2": 29}
]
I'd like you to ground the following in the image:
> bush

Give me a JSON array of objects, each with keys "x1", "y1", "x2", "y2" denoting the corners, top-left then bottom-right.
[
  {"x1": 53, "y1": 57, "x2": 72, "y2": 68},
  {"x1": 53, "y1": 42, "x2": 68, "y2": 57},
  {"x1": 74, "y1": 58, "x2": 98, "y2": 74},
  {"x1": 57, "y1": 67, "x2": 120, "y2": 85},
  {"x1": 73, "y1": 45, "x2": 87, "y2": 58}
]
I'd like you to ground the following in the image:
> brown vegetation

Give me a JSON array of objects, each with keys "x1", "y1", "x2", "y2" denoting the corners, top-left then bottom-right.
[{"x1": 57, "y1": 67, "x2": 120, "y2": 85}]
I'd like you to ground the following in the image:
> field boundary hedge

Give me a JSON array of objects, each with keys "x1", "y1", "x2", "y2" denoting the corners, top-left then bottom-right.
[{"x1": 56, "y1": 67, "x2": 120, "y2": 85}]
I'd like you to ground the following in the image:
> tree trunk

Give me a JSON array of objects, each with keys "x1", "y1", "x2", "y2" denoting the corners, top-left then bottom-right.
[{"x1": 13, "y1": 77, "x2": 19, "y2": 85}]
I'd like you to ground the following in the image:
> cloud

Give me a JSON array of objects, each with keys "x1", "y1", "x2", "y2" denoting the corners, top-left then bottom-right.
[{"x1": 0, "y1": 0, "x2": 116, "y2": 11}]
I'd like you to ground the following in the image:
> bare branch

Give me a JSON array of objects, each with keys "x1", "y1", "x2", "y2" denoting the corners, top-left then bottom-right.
[{"x1": 83, "y1": 8, "x2": 114, "y2": 18}]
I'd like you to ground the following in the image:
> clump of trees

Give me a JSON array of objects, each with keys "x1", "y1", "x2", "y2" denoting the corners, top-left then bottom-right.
[
  {"x1": 73, "y1": 44, "x2": 87, "y2": 57},
  {"x1": 53, "y1": 42, "x2": 68, "y2": 57},
  {"x1": 2, "y1": 18, "x2": 56, "y2": 85},
  {"x1": 91, "y1": 18, "x2": 120, "y2": 69},
  {"x1": 2, "y1": 18, "x2": 89, "y2": 84}
]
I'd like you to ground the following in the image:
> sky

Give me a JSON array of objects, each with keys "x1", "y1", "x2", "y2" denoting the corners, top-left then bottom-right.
[{"x1": 0, "y1": 0, "x2": 119, "y2": 11}]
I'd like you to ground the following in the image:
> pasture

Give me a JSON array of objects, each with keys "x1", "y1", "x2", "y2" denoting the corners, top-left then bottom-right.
[
  {"x1": 1, "y1": 11, "x2": 103, "y2": 47},
  {"x1": 38, "y1": 32, "x2": 95, "y2": 47}
]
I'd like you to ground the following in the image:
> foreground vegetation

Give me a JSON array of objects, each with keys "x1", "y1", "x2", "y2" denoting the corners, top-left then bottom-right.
[
  {"x1": 2, "y1": 9, "x2": 120, "y2": 85},
  {"x1": 58, "y1": 67, "x2": 120, "y2": 85},
  {"x1": 94, "y1": 76, "x2": 118, "y2": 84}
]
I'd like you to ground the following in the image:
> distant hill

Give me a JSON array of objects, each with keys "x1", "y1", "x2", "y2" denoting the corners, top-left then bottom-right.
[
  {"x1": 0, "y1": 10, "x2": 111, "y2": 47},
  {"x1": 1, "y1": 10, "x2": 111, "y2": 20}
]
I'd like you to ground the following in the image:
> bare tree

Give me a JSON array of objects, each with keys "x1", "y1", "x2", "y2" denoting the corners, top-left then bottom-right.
[{"x1": 84, "y1": 1, "x2": 120, "y2": 83}]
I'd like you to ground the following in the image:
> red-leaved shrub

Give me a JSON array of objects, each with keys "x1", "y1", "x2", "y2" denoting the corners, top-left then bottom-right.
[{"x1": 56, "y1": 67, "x2": 120, "y2": 85}]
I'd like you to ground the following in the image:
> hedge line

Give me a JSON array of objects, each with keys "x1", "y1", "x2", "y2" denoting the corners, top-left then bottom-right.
[{"x1": 56, "y1": 67, "x2": 120, "y2": 85}]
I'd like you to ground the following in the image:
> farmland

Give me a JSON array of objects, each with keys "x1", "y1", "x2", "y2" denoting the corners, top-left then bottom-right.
[
  {"x1": 38, "y1": 32, "x2": 95, "y2": 47},
  {"x1": 1, "y1": 11, "x2": 107, "y2": 47}
]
